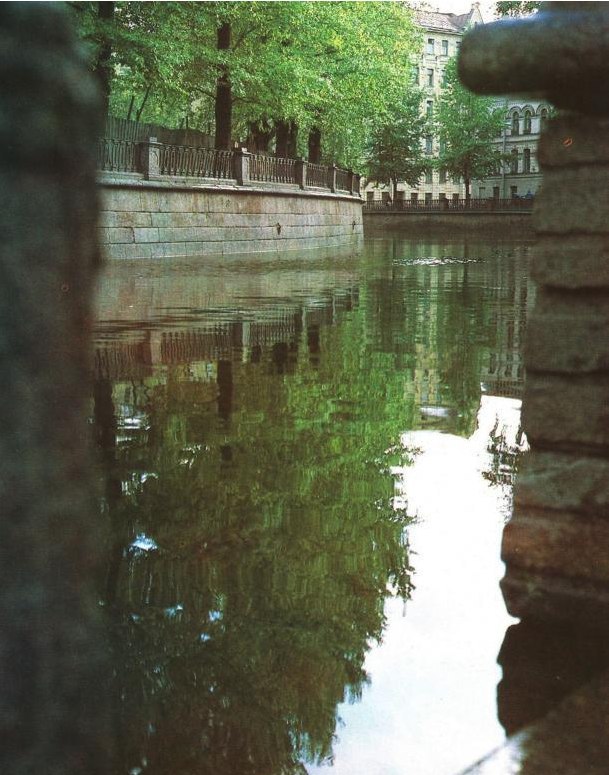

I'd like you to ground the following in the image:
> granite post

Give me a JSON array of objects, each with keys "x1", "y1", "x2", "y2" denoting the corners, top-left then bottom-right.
[
  {"x1": 0, "y1": 4, "x2": 112, "y2": 772},
  {"x1": 460, "y1": 2, "x2": 609, "y2": 626}
]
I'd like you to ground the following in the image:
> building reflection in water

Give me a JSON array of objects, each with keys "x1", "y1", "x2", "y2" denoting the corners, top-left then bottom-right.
[{"x1": 90, "y1": 240, "x2": 546, "y2": 774}]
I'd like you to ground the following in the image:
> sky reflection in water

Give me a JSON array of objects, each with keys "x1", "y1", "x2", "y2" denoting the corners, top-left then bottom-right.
[{"x1": 93, "y1": 235, "x2": 531, "y2": 775}]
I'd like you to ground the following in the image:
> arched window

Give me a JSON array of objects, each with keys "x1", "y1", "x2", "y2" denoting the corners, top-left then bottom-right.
[
  {"x1": 540, "y1": 108, "x2": 548, "y2": 131},
  {"x1": 510, "y1": 148, "x2": 519, "y2": 174},
  {"x1": 523, "y1": 148, "x2": 531, "y2": 173},
  {"x1": 511, "y1": 112, "x2": 520, "y2": 136},
  {"x1": 523, "y1": 110, "x2": 532, "y2": 134}
]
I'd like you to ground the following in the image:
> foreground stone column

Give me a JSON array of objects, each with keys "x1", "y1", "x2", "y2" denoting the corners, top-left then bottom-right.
[
  {"x1": 461, "y1": 3, "x2": 609, "y2": 625},
  {"x1": 0, "y1": 4, "x2": 112, "y2": 772}
]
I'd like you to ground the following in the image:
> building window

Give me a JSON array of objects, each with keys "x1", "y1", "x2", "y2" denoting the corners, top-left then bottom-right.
[
  {"x1": 425, "y1": 135, "x2": 433, "y2": 154},
  {"x1": 425, "y1": 169, "x2": 433, "y2": 184},
  {"x1": 396, "y1": 190, "x2": 405, "y2": 201},
  {"x1": 439, "y1": 192, "x2": 447, "y2": 201},
  {"x1": 479, "y1": 186, "x2": 486, "y2": 198},
  {"x1": 452, "y1": 193, "x2": 459, "y2": 202},
  {"x1": 540, "y1": 108, "x2": 548, "y2": 130},
  {"x1": 511, "y1": 112, "x2": 520, "y2": 136},
  {"x1": 523, "y1": 148, "x2": 531, "y2": 173},
  {"x1": 523, "y1": 110, "x2": 532, "y2": 134},
  {"x1": 510, "y1": 185, "x2": 518, "y2": 198},
  {"x1": 493, "y1": 186, "x2": 500, "y2": 199},
  {"x1": 427, "y1": 38, "x2": 435, "y2": 54},
  {"x1": 381, "y1": 191, "x2": 390, "y2": 202},
  {"x1": 412, "y1": 65, "x2": 420, "y2": 85},
  {"x1": 510, "y1": 148, "x2": 519, "y2": 174},
  {"x1": 366, "y1": 191, "x2": 374, "y2": 202},
  {"x1": 442, "y1": 39, "x2": 449, "y2": 56},
  {"x1": 425, "y1": 192, "x2": 433, "y2": 203},
  {"x1": 426, "y1": 100, "x2": 433, "y2": 117},
  {"x1": 411, "y1": 192, "x2": 418, "y2": 202},
  {"x1": 439, "y1": 169, "x2": 447, "y2": 183},
  {"x1": 427, "y1": 68, "x2": 434, "y2": 87}
]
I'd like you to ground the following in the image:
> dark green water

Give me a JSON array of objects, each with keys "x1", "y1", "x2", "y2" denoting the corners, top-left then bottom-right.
[{"x1": 92, "y1": 235, "x2": 532, "y2": 775}]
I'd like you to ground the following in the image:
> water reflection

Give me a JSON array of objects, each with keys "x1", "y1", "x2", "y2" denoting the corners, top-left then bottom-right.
[{"x1": 92, "y1": 237, "x2": 532, "y2": 774}]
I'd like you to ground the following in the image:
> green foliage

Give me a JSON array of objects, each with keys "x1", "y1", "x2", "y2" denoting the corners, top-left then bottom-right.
[
  {"x1": 71, "y1": 2, "x2": 423, "y2": 165},
  {"x1": 365, "y1": 88, "x2": 431, "y2": 193},
  {"x1": 495, "y1": 1, "x2": 541, "y2": 17},
  {"x1": 435, "y1": 58, "x2": 506, "y2": 197}
]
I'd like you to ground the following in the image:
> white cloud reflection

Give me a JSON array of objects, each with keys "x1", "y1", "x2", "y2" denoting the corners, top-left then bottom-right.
[{"x1": 310, "y1": 396, "x2": 520, "y2": 775}]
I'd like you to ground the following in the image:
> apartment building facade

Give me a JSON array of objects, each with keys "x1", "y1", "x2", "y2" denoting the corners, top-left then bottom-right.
[{"x1": 364, "y1": 3, "x2": 549, "y2": 204}]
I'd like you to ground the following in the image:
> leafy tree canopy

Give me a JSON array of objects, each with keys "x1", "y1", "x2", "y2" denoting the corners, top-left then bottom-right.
[
  {"x1": 496, "y1": 1, "x2": 541, "y2": 17},
  {"x1": 365, "y1": 88, "x2": 431, "y2": 197},
  {"x1": 435, "y1": 58, "x2": 506, "y2": 198},
  {"x1": 72, "y1": 2, "x2": 422, "y2": 167}
]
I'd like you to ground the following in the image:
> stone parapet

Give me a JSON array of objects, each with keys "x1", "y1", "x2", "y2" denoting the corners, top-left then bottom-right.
[
  {"x1": 100, "y1": 177, "x2": 363, "y2": 260},
  {"x1": 460, "y1": 3, "x2": 609, "y2": 626}
]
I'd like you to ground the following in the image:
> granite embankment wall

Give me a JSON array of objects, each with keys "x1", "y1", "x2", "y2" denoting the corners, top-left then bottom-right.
[
  {"x1": 99, "y1": 177, "x2": 364, "y2": 259},
  {"x1": 363, "y1": 211, "x2": 533, "y2": 234}
]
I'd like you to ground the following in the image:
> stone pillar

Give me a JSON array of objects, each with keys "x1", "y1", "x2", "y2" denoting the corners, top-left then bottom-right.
[
  {"x1": 295, "y1": 157, "x2": 307, "y2": 189},
  {"x1": 234, "y1": 146, "x2": 250, "y2": 186},
  {"x1": 138, "y1": 135, "x2": 162, "y2": 179},
  {"x1": 460, "y1": 2, "x2": 609, "y2": 626},
  {"x1": 328, "y1": 163, "x2": 337, "y2": 193},
  {"x1": 0, "y1": 4, "x2": 113, "y2": 772},
  {"x1": 354, "y1": 173, "x2": 362, "y2": 197}
]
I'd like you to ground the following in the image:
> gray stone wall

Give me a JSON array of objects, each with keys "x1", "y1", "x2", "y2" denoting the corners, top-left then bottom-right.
[
  {"x1": 100, "y1": 178, "x2": 364, "y2": 259},
  {"x1": 502, "y1": 114, "x2": 609, "y2": 625},
  {"x1": 363, "y1": 212, "x2": 534, "y2": 234}
]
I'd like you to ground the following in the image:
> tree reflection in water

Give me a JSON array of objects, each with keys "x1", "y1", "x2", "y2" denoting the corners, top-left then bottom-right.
[{"x1": 91, "y1": 241, "x2": 532, "y2": 774}]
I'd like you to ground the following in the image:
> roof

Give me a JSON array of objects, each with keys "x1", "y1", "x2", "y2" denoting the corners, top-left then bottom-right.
[{"x1": 414, "y1": 6, "x2": 479, "y2": 34}]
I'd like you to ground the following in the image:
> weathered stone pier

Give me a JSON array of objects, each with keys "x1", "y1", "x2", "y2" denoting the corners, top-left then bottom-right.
[{"x1": 457, "y1": 4, "x2": 609, "y2": 771}]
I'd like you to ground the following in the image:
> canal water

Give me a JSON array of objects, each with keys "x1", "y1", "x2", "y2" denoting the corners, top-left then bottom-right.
[{"x1": 92, "y1": 234, "x2": 532, "y2": 775}]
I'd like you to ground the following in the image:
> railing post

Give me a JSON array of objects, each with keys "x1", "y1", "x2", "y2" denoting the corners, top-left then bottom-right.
[
  {"x1": 328, "y1": 163, "x2": 337, "y2": 193},
  {"x1": 295, "y1": 157, "x2": 307, "y2": 189},
  {"x1": 233, "y1": 147, "x2": 250, "y2": 186},
  {"x1": 138, "y1": 136, "x2": 162, "y2": 180},
  {"x1": 347, "y1": 170, "x2": 355, "y2": 195}
]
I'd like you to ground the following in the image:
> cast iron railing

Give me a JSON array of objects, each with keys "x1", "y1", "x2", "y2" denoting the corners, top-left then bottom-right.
[
  {"x1": 97, "y1": 137, "x2": 361, "y2": 196},
  {"x1": 159, "y1": 145, "x2": 233, "y2": 179},
  {"x1": 363, "y1": 197, "x2": 535, "y2": 212},
  {"x1": 97, "y1": 139, "x2": 139, "y2": 173}
]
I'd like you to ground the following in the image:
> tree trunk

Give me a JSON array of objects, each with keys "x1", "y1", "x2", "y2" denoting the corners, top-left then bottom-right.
[
  {"x1": 308, "y1": 126, "x2": 321, "y2": 164},
  {"x1": 247, "y1": 120, "x2": 273, "y2": 153},
  {"x1": 135, "y1": 83, "x2": 151, "y2": 123},
  {"x1": 93, "y1": 1, "x2": 114, "y2": 116},
  {"x1": 275, "y1": 120, "x2": 289, "y2": 158},
  {"x1": 214, "y1": 22, "x2": 232, "y2": 150},
  {"x1": 276, "y1": 120, "x2": 298, "y2": 158},
  {"x1": 465, "y1": 176, "x2": 471, "y2": 202},
  {"x1": 287, "y1": 121, "x2": 298, "y2": 158}
]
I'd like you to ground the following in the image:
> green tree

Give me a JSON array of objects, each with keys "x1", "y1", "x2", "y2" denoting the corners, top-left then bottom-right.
[
  {"x1": 365, "y1": 89, "x2": 430, "y2": 201},
  {"x1": 496, "y1": 1, "x2": 541, "y2": 17},
  {"x1": 435, "y1": 58, "x2": 506, "y2": 200},
  {"x1": 72, "y1": 2, "x2": 421, "y2": 165}
]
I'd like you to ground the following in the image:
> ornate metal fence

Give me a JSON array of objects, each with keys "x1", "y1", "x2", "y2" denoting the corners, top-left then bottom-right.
[
  {"x1": 363, "y1": 197, "x2": 534, "y2": 212},
  {"x1": 159, "y1": 145, "x2": 234, "y2": 179},
  {"x1": 335, "y1": 168, "x2": 351, "y2": 192},
  {"x1": 97, "y1": 137, "x2": 361, "y2": 196},
  {"x1": 306, "y1": 163, "x2": 328, "y2": 188},
  {"x1": 97, "y1": 138, "x2": 139, "y2": 173},
  {"x1": 249, "y1": 154, "x2": 297, "y2": 184}
]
